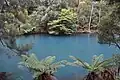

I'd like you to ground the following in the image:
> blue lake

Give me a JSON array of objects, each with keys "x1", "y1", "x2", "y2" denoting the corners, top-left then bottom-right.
[{"x1": 0, "y1": 34, "x2": 119, "y2": 80}]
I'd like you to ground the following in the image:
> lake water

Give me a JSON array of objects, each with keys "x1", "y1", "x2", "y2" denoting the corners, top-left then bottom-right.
[{"x1": 0, "y1": 34, "x2": 119, "y2": 80}]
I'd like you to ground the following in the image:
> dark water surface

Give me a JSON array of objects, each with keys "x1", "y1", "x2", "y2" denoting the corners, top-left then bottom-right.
[{"x1": 0, "y1": 34, "x2": 119, "y2": 80}]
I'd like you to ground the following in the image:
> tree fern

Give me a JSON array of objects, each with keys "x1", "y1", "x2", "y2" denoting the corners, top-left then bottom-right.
[
  {"x1": 18, "y1": 53, "x2": 66, "y2": 79},
  {"x1": 65, "y1": 54, "x2": 115, "y2": 80},
  {"x1": 66, "y1": 54, "x2": 112, "y2": 72}
]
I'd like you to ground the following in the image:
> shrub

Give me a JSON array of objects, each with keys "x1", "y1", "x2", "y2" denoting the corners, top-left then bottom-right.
[{"x1": 48, "y1": 8, "x2": 77, "y2": 35}]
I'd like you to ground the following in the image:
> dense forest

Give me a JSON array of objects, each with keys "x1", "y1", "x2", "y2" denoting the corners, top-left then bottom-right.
[
  {"x1": 0, "y1": 0, "x2": 120, "y2": 80},
  {"x1": 0, "y1": 0, "x2": 119, "y2": 35}
]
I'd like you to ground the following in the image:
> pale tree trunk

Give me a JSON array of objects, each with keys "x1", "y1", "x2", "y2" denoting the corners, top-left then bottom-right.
[
  {"x1": 98, "y1": 8, "x2": 101, "y2": 27},
  {"x1": 77, "y1": 0, "x2": 80, "y2": 13},
  {"x1": 98, "y1": 0, "x2": 103, "y2": 27},
  {"x1": 88, "y1": 2, "x2": 94, "y2": 33}
]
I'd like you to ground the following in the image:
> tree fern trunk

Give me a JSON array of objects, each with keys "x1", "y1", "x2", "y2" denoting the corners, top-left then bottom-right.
[
  {"x1": 84, "y1": 72, "x2": 102, "y2": 80},
  {"x1": 39, "y1": 73, "x2": 54, "y2": 80}
]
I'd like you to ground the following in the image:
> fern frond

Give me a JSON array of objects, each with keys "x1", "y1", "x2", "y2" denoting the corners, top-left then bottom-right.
[
  {"x1": 68, "y1": 54, "x2": 112, "y2": 72},
  {"x1": 41, "y1": 56, "x2": 56, "y2": 65},
  {"x1": 93, "y1": 54, "x2": 104, "y2": 67},
  {"x1": 19, "y1": 54, "x2": 65, "y2": 79}
]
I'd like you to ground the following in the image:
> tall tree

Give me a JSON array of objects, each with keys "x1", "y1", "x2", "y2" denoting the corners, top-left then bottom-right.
[{"x1": 98, "y1": 2, "x2": 120, "y2": 49}]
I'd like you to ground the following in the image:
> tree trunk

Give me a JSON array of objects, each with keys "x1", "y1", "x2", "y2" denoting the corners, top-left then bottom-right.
[
  {"x1": 84, "y1": 72, "x2": 102, "y2": 80},
  {"x1": 88, "y1": 2, "x2": 94, "y2": 33},
  {"x1": 38, "y1": 73, "x2": 57, "y2": 80}
]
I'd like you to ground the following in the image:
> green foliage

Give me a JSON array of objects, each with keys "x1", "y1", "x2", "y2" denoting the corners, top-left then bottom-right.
[
  {"x1": 0, "y1": 12, "x2": 19, "y2": 36},
  {"x1": 77, "y1": 0, "x2": 91, "y2": 27},
  {"x1": 77, "y1": 0, "x2": 107, "y2": 29},
  {"x1": 65, "y1": 54, "x2": 116, "y2": 80},
  {"x1": 98, "y1": 3, "x2": 120, "y2": 49},
  {"x1": 65, "y1": 54, "x2": 112, "y2": 72},
  {"x1": 19, "y1": 53, "x2": 65, "y2": 79},
  {"x1": 48, "y1": 8, "x2": 77, "y2": 35},
  {"x1": 0, "y1": 8, "x2": 39, "y2": 35},
  {"x1": 112, "y1": 54, "x2": 120, "y2": 67},
  {"x1": 1, "y1": 0, "x2": 120, "y2": 36},
  {"x1": 0, "y1": 0, "x2": 71, "y2": 35},
  {"x1": 0, "y1": 11, "x2": 32, "y2": 56}
]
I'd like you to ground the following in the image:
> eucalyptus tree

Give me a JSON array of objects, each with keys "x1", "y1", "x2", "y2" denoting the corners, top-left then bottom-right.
[
  {"x1": 98, "y1": 2, "x2": 120, "y2": 49},
  {"x1": 77, "y1": 0, "x2": 91, "y2": 30},
  {"x1": 76, "y1": 0, "x2": 103, "y2": 32},
  {"x1": 97, "y1": 0, "x2": 103, "y2": 27},
  {"x1": 88, "y1": 0, "x2": 95, "y2": 33}
]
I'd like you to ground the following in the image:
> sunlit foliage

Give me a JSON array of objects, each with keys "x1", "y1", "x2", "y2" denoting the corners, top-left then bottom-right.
[
  {"x1": 48, "y1": 8, "x2": 77, "y2": 35},
  {"x1": 19, "y1": 53, "x2": 65, "y2": 80}
]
